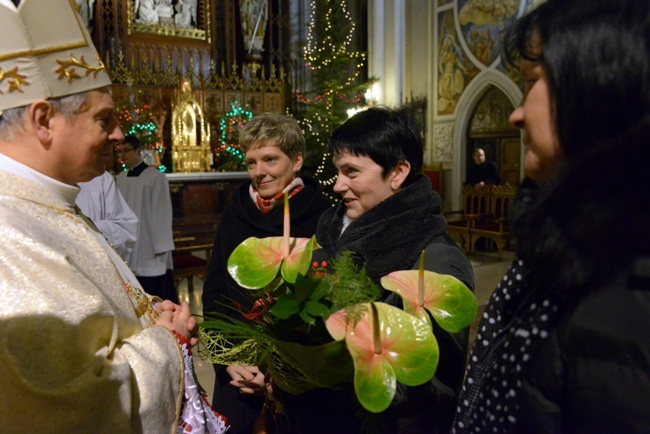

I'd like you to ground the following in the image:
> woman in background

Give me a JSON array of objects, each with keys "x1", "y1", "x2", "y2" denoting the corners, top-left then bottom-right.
[
  {"x1": 453, "y1": 1, "x2": 650, "y2": 432},
  {"x1": 202, "y1": 113, "x2": 331, "y2": 434}
]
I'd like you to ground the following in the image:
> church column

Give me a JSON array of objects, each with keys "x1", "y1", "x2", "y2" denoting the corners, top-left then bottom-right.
[{"x1": 368, "y1": 0, "x2": 406, "y2": 106}]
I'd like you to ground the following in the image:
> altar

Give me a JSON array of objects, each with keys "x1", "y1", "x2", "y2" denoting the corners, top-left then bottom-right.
[
  {"x1": 167, "y1": 171, "x2": 249, "y2": 244},
  {"x1": 87, "y1": 0, "x2": 286, "y2": 176}
]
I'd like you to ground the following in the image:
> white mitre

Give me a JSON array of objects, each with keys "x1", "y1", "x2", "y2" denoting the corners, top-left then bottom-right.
[{"x1": 0, "y1": 0, "x2": 111, "y2": 113}]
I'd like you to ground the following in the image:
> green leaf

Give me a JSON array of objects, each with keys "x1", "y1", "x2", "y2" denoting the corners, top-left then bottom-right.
[
  {"x1": 269, "y1": 294, "x2": 301, "y2": 319},
  {"x1": 227, "y1": 236, "x2": 317, "y2": 289},
  {"x1": 305, "y1": 300, "x2": 330, "y2": 318},
  {"x1": 310, "y1": 279, "x2": 332, "y2": 302},
  {"x1": 227, "y1": 237, "x2": 283, "y2": 289},
  {"x1": 299, "y1": 309, "x2": 316, "y2": 326}
]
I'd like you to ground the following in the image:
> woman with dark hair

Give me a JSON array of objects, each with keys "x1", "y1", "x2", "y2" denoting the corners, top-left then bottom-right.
[
  {"x1": 453, "y1": 1, "x2": 650, "y2": 432},
  {"x1": 281, "y1": 106, "x2": 475, "y2": 433},
  {"x1": 202, "y1": 113, "x2": 331, "y2": 434}
]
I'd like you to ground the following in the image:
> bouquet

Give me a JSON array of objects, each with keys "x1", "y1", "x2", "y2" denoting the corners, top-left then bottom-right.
[{"x1": 199, "y1": 194, "x2": 477, "y2": 413}]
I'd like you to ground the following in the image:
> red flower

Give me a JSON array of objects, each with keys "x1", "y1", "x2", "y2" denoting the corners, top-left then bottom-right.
[{"x1": 233, "y1": 294, "x2": 275, "y2": 323}]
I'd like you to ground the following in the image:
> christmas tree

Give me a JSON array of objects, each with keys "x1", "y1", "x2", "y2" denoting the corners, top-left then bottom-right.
[{"x1": 294, "y1": 0, "x2": 374, "y2": 200}]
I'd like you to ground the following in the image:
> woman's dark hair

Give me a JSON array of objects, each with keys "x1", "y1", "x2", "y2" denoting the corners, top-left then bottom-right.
[
  {"x1": 327, "y1": 106, "x2": 423, "y2": 187},
  {"x1": 504, "y1": 0, "x2": 650, "y2": 160}
]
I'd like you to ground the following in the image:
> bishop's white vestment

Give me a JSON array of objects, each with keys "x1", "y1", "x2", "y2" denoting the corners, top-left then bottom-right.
[{"x1": 0, "y1": 155, "x2": 183, "y2": 433}]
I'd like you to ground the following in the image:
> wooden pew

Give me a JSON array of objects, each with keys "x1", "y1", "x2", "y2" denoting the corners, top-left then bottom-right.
[
  {"x1": 172, "y1": 236, "x2": 213, "y2": 291},
  {"x1": 469, "y1": 184, "x2": 516, "y2": 260},
  {"x1": 444, "y1": 185, "x2": 490, "y2": 253}
]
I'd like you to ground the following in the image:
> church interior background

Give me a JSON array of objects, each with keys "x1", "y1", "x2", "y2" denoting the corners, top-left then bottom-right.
[
  {"x1": 74, "y1": 0, "x2": 545, "y2": 398},
  {"x1": 79, "y1": 0, "x2": 542, "y2": 233}
]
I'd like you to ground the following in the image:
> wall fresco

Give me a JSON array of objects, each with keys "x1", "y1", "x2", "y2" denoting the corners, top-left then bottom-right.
[
  {"x1": 437, "y1": 10, "x2": 478, "y2": 115},
  {"x1": 457, "y1": 0, "x2": 520, "y2": 67}
]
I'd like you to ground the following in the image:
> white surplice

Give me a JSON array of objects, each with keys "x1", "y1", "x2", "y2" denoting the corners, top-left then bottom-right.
[
  {"x1": 76, "y1": 171, "x2": 138, "y2": 262},
  {"x1": 116, "y1": 163, "x2": 175, "y2": 277}
]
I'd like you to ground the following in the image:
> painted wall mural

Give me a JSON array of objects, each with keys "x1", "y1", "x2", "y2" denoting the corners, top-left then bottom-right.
[
  {"x1": 458, "y1": 0, "x2": 518, "y2": 27},
  {"x1": 437, "y1": 10, "x2": 479, "y2": 115},
  {"x1": 435, "y1": 0, "x2": 543, "y2": 116},
  {"x1": 457, "y1": 0, "x2": 519, "y2": 67},
  {"x1": 469, "y1": 87, "x2": 514, "y2": 134}
]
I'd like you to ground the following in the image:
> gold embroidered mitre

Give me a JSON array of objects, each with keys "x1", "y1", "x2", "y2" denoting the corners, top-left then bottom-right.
[{"x1": 0, "y1": 0, "x2": 111, "y2": 112}]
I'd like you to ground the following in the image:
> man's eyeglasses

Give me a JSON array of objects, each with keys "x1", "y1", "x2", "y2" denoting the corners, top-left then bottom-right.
[{"x1": 117, "y1": 147, "x2": 134, "y2": 155}]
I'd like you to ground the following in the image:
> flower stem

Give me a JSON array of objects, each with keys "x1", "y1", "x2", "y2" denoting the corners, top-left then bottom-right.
[
  {"x1": 283, "y1": 190, "x2": 290, "y2": 258},
  {"x1": 418, "y1": 250, "x2": 425, "y2": 306},
  {"x1": 371, "y1": 303, "x2": 382, "y2": 355}
]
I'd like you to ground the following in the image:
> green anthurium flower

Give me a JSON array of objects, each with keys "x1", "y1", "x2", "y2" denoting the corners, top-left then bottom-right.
[
  {"x1": 227, "y1": 235, "x2": 317, "y2": 289},
  {"x1": 325, "y1": 302, "x2": 439, "y2": 413},
  {"x1": 380, "y1": 269, "x2": 477, "y2": 332}
]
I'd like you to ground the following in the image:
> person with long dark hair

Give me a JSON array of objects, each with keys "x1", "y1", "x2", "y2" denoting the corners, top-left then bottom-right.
[{"x1": 453, "y1": 1, "x2": 650, "y2": 432}]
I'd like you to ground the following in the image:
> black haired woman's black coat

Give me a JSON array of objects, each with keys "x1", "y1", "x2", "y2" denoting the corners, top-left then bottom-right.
[
  {"x1": 453, "y1": 124, "x2": 650, "y2": 433},
  {"x1": 281, "y1": 175, "x2": 475, "y2": 434}
]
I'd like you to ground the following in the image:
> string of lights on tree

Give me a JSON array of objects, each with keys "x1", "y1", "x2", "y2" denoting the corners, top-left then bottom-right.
[
  {"x1": 213, "y1": 102, "x2": 253, "y2": 171},
  {"x1": 294, "y1": 0, "x2": 375, "y2": 201}
]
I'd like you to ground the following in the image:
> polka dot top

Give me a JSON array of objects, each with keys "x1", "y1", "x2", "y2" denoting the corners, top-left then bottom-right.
[{"x1": 452, "y1": 257, "x2": 561, "y2": 433}]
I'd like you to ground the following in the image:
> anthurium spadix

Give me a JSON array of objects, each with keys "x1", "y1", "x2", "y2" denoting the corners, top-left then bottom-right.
[
  {"x1": 325, "y1": 302, "x2": 439, "y2": 413},
  {"x1": 380, "y1": 252, "x2": 477, "y2": 332}
]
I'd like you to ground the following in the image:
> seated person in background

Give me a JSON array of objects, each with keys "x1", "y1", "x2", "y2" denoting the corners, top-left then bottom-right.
[
  {"x1": 202, "y1": 112, "x2": 331, "y2": 434},
  {"x1": 465, "y1": 147, "x2": 500, "y2": 190},
  {"x1": 76, "y1": 170, "x2": 138, "y2": 262},
  {"x1": 281, "y1": 106, "x2": 475, "y2": 434}
]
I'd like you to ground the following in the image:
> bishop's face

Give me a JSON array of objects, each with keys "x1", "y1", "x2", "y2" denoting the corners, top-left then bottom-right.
[{"x1": 51, "y1": 89, "x2": 124, "y2": 184}]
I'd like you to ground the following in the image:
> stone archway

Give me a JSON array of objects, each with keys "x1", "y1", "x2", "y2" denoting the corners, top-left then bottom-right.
[
  {"x1": 466, "y1": 86, "x2": 520, "y2": 186},
  {"x1": 449, "y1": 69, "x2": 522, "y2": 210}
]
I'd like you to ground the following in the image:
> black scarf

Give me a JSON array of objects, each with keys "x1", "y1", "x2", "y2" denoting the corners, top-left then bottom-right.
[{"x1": 316, "y1": 175, "x2": 447, "y2": 283}]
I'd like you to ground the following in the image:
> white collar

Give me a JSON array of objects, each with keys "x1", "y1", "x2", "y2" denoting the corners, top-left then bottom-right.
[
  {"x1": 0, "y1": 153, "x2": 80, "y2": 206},
  {"x1": 340, "y1": 214, "x2": 352, "y2": 236}
]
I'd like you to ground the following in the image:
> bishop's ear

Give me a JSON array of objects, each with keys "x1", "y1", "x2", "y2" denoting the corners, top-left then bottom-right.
[{"x1": 28, "y1": 100, "x2": 57, "y2": 146}]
